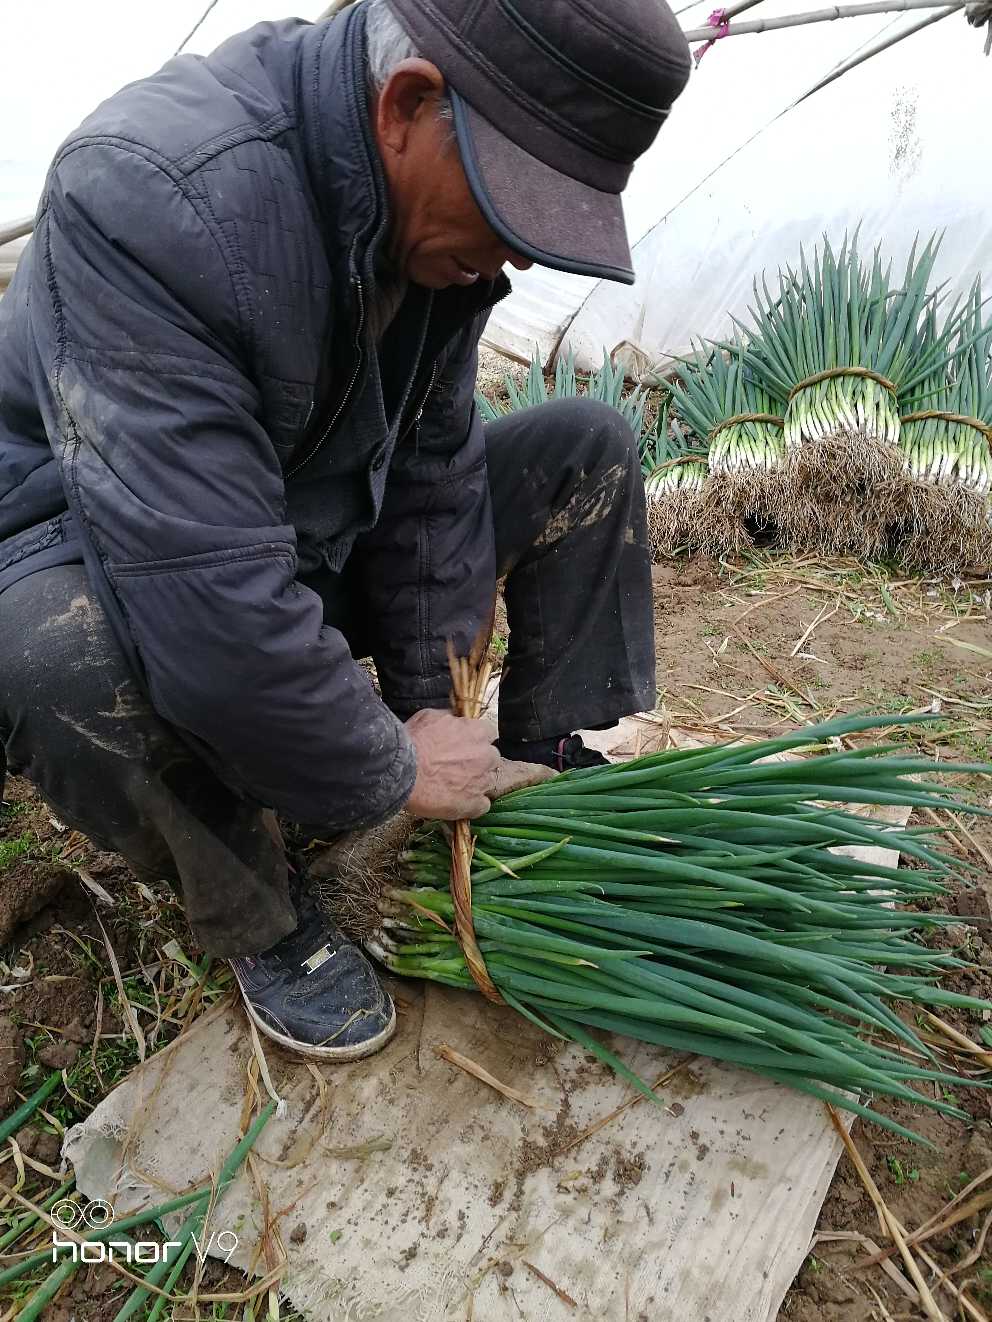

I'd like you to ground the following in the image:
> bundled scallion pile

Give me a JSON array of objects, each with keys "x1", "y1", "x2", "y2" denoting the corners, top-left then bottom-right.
[
  {"x1": 642, "y1": 399, "x2": 750, "y2": 559},
  {"x1": 734, "y1": 236, "x2": 959, "y2": 559},
  {"x1": 474, "y1": 240, "x2": 992, "y2": 574},
  {"x1": 360, "y1": 715, "x2": 992, "y2": 1142},
  {"x1": 893, "y1": 280, "x2": 992, "y2": 574},
  {"x1": 669, "y1": 337, "x2": 785, "y2": 520}
]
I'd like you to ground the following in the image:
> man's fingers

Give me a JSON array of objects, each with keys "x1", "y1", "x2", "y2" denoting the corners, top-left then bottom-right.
[
  {"x1": 465, "y1": 793, "x2": 492, "y2": 819},
  {"x1": 492, "y1": 758, "x2": 558, "y2": 799}
]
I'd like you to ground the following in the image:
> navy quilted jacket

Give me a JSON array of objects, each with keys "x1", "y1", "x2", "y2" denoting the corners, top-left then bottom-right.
[{"x1": 0, "y1": 6, "x2": 509, "y2": 829}]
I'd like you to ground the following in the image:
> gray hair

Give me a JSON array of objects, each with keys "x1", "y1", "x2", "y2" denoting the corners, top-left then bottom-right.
[{"x1": 364, "y1": 0, "x2": 452, "y2": 121}]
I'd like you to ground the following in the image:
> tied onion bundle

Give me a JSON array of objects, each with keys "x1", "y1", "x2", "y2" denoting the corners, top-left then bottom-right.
[
  {"x1": 360, "y1": 715, "x2": 992, "y2": 1143},
  {"x1": 736, "y1": 235, "x2": 960, "y2": 558},
  {"x1": 669, "y1": 337, "x2": 785, "y2": 519},
  {"x1": 894, "y1": 282, "x2": 992, "y2": 575},
  {"x1": 642, "y1": 400, "x2": 748, "y2": 558}
]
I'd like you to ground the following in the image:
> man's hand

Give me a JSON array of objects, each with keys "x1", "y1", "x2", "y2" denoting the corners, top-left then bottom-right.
[
  {"x1": 404, "y1": 710, "x2": 555, "y2": 820},
  {"x1": 492, "y1": 758, "x2": 556, "y2": 798},
  {"x1": 405, "y1": 710, "x2": 499, "y2": 820}
]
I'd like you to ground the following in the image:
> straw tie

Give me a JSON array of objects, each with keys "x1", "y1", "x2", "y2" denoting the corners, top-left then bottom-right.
[
  {"x1": 446, "y1": 637, "x2": 504, "y2": 1005},
  {"x1": 788, "y1": 366, "x2": 898, "y2": 401},
  {"x1": 899, "y1": 409, "x2": 992, "y2": 446},
  {"x1": 709, "y1": 412, "x2": 784, "y2": 440}
]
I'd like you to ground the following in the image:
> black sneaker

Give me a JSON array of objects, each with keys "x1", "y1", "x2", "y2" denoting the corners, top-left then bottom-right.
[
  {"x1": 230, "y1": 876, "x2": 396, "y2": 1061},
  {"x1": 552, "y1": 734, "x2": 610, "y2": 772},
  {"x1": 498, "y1": 733, "x2": 611, "y2": 772}
]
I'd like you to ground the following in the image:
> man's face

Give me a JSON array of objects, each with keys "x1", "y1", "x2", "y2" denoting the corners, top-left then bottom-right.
[{"x1": 374, "y1": 61, "x2": 534, "y2": 290}]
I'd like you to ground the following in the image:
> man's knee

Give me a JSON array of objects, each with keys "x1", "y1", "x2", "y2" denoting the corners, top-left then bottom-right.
[
  {"x1": 532, "y1": 397, "x2": 640, "y2": 475},
  {"x1": 6, "y1": 569, "x2": 126, "y2": 706},
  {"x1": 0, "y1": 566, "x2": 159, "y2": 777}
]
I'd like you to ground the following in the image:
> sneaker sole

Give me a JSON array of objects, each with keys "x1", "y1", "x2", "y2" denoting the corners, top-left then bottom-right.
[{"x1": 236, "y1": 983, "x2": 398, "y2": 1062}]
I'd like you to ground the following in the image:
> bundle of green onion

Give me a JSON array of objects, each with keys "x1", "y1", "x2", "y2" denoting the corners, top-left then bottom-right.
[
  {"x1": 894, "y1": 282, "x2": 992, "y2": 575},
  {"x1": 641, "y1": 399, "x2": 749, "y2": 557},
  {"x1": 669, "y1": 338, "x2": 784, "y2": 518},
  {"x1": 740, "y1": 237, "x2": 951, "y2": 456},
  {"x1": 367, "y1": 715, "x2": 992, "y2": 1143},
  {"x1": 730, "y1": 235, "x2": 965, "y2": 557}
]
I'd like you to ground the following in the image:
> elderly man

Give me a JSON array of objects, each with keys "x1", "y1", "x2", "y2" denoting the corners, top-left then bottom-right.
[{"x1": 0, "y1": 0, "x2": 690, "y2": 1059}]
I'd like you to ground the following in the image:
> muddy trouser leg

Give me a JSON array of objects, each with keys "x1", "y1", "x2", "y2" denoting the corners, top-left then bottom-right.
[
  {"x1": 0, "y1": 565, "x2": 295, "y2": 958},
  {"x1": 484, "y1": 397, "x2": 657, "y2": 741}
]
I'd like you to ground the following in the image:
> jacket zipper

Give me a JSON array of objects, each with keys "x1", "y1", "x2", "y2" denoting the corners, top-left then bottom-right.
[
  {"x1": 400, "y1": 362, "x2": 438, "y2": 443},
  {"x1": 398, "y1": 288, "x2": 505, "y2": 444},
  {"x1": 285, "y1": 276, "x2": 366, "y2": 479}
]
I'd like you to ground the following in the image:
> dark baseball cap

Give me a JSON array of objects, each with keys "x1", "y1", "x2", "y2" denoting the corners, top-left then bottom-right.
[
  {"x1": 383, "y1": 0, "x2": 693, "y2": 286},
  {"x1": 386, "y1": 0, "x2": 692, "y2": 286}
]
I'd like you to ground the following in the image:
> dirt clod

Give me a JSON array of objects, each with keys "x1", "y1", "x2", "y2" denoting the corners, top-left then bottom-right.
[
  {"x1": 964, "y1": 1126, "x2": 992, "y2": 1174},
  {"x1": 0, "y1": 860, "x2": 72, "y2": 945},
  {"x1": 62, "y1": 1017, "x2": 92, "y2": 1045},
  {"x1": 37, "y1": 1040, "x2": 81, "y2": 1070},
  {"x1": 15, "y1": 1125, "x2": 62, "y2": 1165},
  {"x1": 0, "y1": 1013, "x2": 25, "y2": 1112},
  {"x1": 613, "y1": 1150, "x2": 646, "y2": 1188}
]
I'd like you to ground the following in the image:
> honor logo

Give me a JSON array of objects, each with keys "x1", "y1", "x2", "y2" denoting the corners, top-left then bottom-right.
[{"x1": 50, "y1": 1199, "x2": 239, "y2": 1265}]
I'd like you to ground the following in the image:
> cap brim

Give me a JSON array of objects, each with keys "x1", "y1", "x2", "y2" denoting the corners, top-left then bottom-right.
[{"x1": 451, "y1": 91, "x2": 635, "y2": 286}]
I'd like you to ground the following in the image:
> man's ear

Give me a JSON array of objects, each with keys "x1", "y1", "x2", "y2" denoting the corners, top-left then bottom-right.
[{"x1": 376, "y1": 59, "x2": 447, "y2": 157}]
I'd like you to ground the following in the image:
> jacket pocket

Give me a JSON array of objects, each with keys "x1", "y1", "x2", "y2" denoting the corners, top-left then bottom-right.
[{"x1": 0, "y1": 516, "x2": 68, "y2": 575}]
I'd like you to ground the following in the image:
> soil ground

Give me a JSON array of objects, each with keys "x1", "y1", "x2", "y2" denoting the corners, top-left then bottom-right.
[{"x1": 1, "y1": 550, "x2": 991, "y2": 1320}]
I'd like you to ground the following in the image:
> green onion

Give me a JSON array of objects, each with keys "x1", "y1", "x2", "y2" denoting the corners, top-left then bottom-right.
[
  {"x1": 895, "y1": 278, "x2": 992, "y2": 574},
  {"x1": 475, "y1": 347, "x2": 652, "y2": 466},
  {"x1": 366, "y1": 715, "x2": 992, "y2": 1143},
  {"x1": 668, "y1": 336, "x2": 784, "y2": 522},
  {"x1": 643, "y1": 400, "x2": 750, "y2": 558},
  {"x1": 724, "y1": 233, "x2": 973, "y2": 558}
]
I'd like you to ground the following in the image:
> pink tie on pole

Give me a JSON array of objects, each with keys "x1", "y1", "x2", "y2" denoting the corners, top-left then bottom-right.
[{"x1": 693, "y1": 8, "x2": 731, "y2": 63}]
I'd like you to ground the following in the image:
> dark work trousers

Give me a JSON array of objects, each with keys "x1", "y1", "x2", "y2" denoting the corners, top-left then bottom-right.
[{"x1": 0, "y1": 399, "x2": 655, "y2": 956}]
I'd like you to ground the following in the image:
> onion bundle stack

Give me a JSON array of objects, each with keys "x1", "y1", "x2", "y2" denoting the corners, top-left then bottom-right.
[
  {"x1": 362, "y1": 715, "x2": 992, "y2": 1143},
  {"x1": 737, "y1": 236, "x2": 959, "y2": 558},
  {"x1": 642, "y1": 401, "x2": 747, "y2": 558},
  {"x1": 669, "y1": 338, "x2": 785, "y2": 521},
  {"x1": 893, "y1": 282, "x2": 992, "y2": 575}
]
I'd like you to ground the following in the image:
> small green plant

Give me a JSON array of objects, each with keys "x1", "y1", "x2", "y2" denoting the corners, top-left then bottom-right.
[
  {"x1": 0, "y1": 832, "x2": 37, "y2": 874},
  {"x1": 886, "y1": 1157, "x2": 920, "y2": 1185}
]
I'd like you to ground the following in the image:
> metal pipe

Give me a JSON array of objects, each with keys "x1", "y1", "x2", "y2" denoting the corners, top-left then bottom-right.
[
  {"x1": 682, "y1": 0, "x2": 957, "y2": 40},
  {"x1": 794, "y1": 4, "x2": 963, "y2": 101},
  {"x1": 0, "y1": 217, "x2": 34, "y2": 248}
]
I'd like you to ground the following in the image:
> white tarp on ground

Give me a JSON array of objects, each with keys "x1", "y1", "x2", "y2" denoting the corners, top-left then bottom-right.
[
  {"x1": 63, "y1": 718, "x2": 910, "y2": 1322},
  {"x1": 65, "y1": 977, "x2": 846, "y2": 1322},
  {"x1": 483, "y1": 5, "x2": 992, "y2": 371}
]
